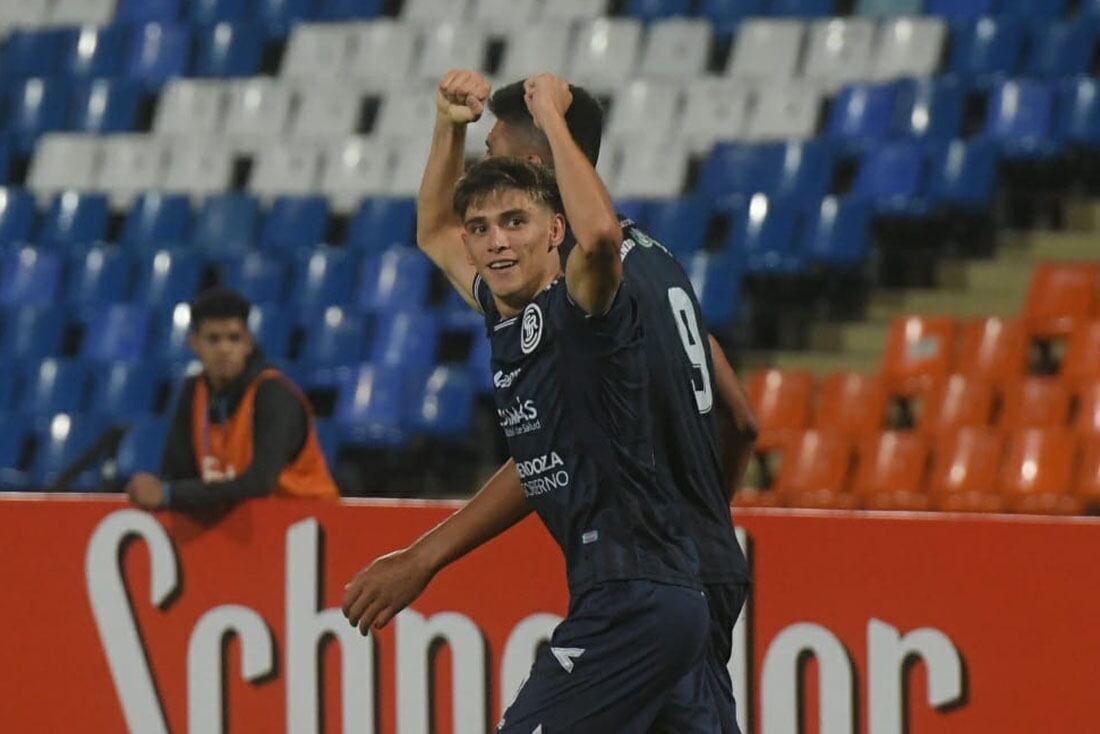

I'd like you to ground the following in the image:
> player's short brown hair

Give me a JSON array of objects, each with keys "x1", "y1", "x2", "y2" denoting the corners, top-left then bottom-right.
[{"x1": 452, "y1": 157, "x2": 564, "y2": 219}]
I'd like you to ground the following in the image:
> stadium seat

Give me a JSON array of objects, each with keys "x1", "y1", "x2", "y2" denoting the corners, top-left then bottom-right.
[
  {"x1": 1, "y1": 29, "x2": 69, "y2": 79},
  {"x1": 223, "y1": 252, "x2": 287, "y2": 305},
  {"x1": 90, "y1": 362, "x2": 160, "y2": 421},
  {"x1": 917, "y1": 374, "x2": 995, "y2": 437},
  {"x1": 1074, "y1": 381, "x2": 1100, "y2": 438},
  {"x1": 154, "y1": 301, "x2": 192, "y2": 363},
  {"x1": 983, "y1": 80, "x2": 1060, "y2": 159},
  {"x1": 191, "y1": 194, "x2": 259, "y2": 258},
  {"x1": 726, "y1": 19, "x2": 804, "y2": 82},
  {"x1": 49, "y1": 0, "x2": 116, "y2": 24},
  {"x1": 678, "y1": 81, "x2": 752, "y2": 153},
  {"x1": 1058, "y1": 77, "x2": 1100, "y2": 148},
  {"x1": 290, "y1": 84, "x2": 363, "y2": 139},
  {"x1": 369, "y1": 310, "x2": 441, "y2": 372},
  {"x1": 193, "y1": 22, "x2": 263, "y2": 78},
  {"x1": 31, "y1": 413, "x2": 107, "y2": 488},
  {"x1": 5, "y1": 79, "x2": 69, "y2": 155},
  {"x1": 644, "y1": 196, "x2": 713, "y2": 257},
  {"x1": 0, "y1": 189, "x2": 37, "y2": 248},
  {"x1": 97, "y1": 136, "x2": 166, "y2": 210},
  {"x1": 687, "y1": 251, "x2": 741, "y2": 329},
  {"x1": 334, "y1": 363, "x2": 408, "y2": 448},
  {"x1": 744, "y1": 81, "x2": 824, "y2": 142},
  {"x1": 291, "y1": 248, "x2": 358, "y2": 322},
  {"x1": 872, "y1": 18, "x2": 947, "y2": 82},
  {"x1": 999, "y1": 0, "x2": 1068, "y2": 19},
  {"x1": 773, "y1": 429, "x2": 856, "y2": 509},
  {"x1": 927, "y1": 139, "x2": 998, "y2": 211},
  {"x1": 852, "y1": 142, "x2": 929, "y2": 216},
  {"x1": 802, "y1": 18, "x2": 876, "y2": 93},
  {"x1": 357, "y1": 247, "x2": 432, "y2": 314},
  {"x1": 345, "y1": 198, "x2": 416, "y2": 254},
  {"x1": 410, "y1": 366, "x2": 476, "y2": 439},
  {"x1": 70, "y1": 78, "x2": 140, "y2": 135},
  {"x1": 0, "y1": 248, "x2": 62, "y2": 307},
  {"x1": 299, "y1": 306, "x2": 366, "y2": 368},
  {"x1": 893, "y1": 77, "x2": 966, "y2": 146},
  {"x1": 1075, "y1": 435, "x2": 1100, "y2": 511},
  {"x1": 1024, "y1": 21, "x2": 1096, "y2": 80},
  {"x1": 254, "y1": 0, "x2": 315, "y2": 38},
  {"x1": 814, "y1": 371, "x2": 887, "y2": 439},
  {"x1": 496, "y1": 22, "x2": 573, "y2": 80},
  {"x1": 28, "y1": 135, "x2": 101, "y2": 202},
  {"x1": 801, "y1": 196, "x2": 872, "y2": 269},
  {"x1": 607, "y1": 81, "x2": 681, "y2": 145},
  {"x1": 701, "y1": 0, "x2": 765, "y2": 38},
  {"x1": 82, "y1": 304, "x2": 154, "y2": 363},
  {"x1": 38, "y1": 192, "x2": 109, "y2": 251},
  {"x1": 280, "y1": 23, "x2": 350, "y2": 81},
  {"x1": 881, "y1": 315, "x2": 957, "y2": 397},
  {"x1": 155, "y1": 80, "x2": 226, "y2": 136},
  {"x1": 468, "y1": 0, "x2": 540, "y2": 35},
  {"x1": 317, "y1": 0, "x2": 383, "y2": 20},
  {"x1": 1023, "y1": 264, "x2": 1099, "y2": 340},
  {"x1": 954, "y1": 316, "x2": 1027, "y2": 387},
  {"x1": 116, "y1": 0, "x2": 181, "y2": 23},
  {"x1": 541, "y1": 0, "x2": 611, "y2": 22},
  {"x1": 826, "y1": 82, "x2": 899, "y2": 153},
  {"x1": 20, "y1": 359, "x2": 89, "y2": 417},
  {"x1": 318, "y1": 138, "x2": 389, "y2": 213},
  {"x1": 412, "y1": 24, "x2": 489, "y2": 84},
  {"x1": 345, "y1": 22, "x2": 419, "y2": 91},
  {"x1": 853, "y1": 431, "x2": 930, "y2": 511},
  {"x1": 929, "y1": 427, "x2": 1005, "y2": 513},
  {"x1": 134, "y1": 250, "x2": 203, "y2": 307},
  {"x1": 188, "y1": 0, "x2": 248, "y2": 25},
  {"x1": 625, "y1": 0, "x2": 691, "y2": 20},
  {"x1": 927, "y1": 0, "x2": 995, "y2": 19},
  {"x1": 747, "y1": 369, "x2": 815, "y2": 450},
  {"x1": 856, "y1": 0, "x2": 921, "y2": 15},
  {"x1": 258, "y1": 196, "x2": 328, "y2": 254},
  {"x1": 568, "y1": 19, "x2": 645, "y2": 93},
  {"x1": 124, "y1": 23, "x2": 193, "y2": 91},
  {"x1": 999, "y1": 427, "x2": 1081, "y2": 515},
  {"x1": 121, "y1": 194, "x2": 191, "y2": 251},
  {"x1": 0, "y1": 412, "x2": 29, "y2": 478},
  {"x1": 247, "y1": 303, "x2": 294, "y2": 360},
  {"x1": 948, "y1": 17, "x2": 1024, "y2": 85},
  {"x1": 63, "y1": 25, "x2": 128, "y2": 79},
  {"x1": 116, "y1": 416, "x2": 170, "y2": 476},
  {"x1": 222, "y1": 79, "x2": 294, "y2": 152},
  {"x1": 162, "y1": 140, "x2": 234, "y2": 199},
  {"x1": 727, "y1": 194, "x2": 803, "y2": 275},
  {"x1": 66, "y1": 248, "x2": 134, "y2": 307},
  {"x1": 770, "y1": 0, "x2": 835, "y2": 15},
  {"x1": 0, "y1": 307, "x2": 65, "y2": 361},
  {"x1": 639, "y1": 19, "x2": 711, "y2": 80},
  {"x1": 1062, "y1": 320, "x2": 1100, "y2": 388},
  {"x1": 998, "y1": 376, "x2": 1071, "y2": 430},
  {"x1": 374, "y1": 91, "x2": 436, "y2": 147},
  {"x1": 0, "y1": 143, "x2": 12, "y2": 186},
  {"x1": 606, "y1": 142, "x2": 690, "y2": 199}
]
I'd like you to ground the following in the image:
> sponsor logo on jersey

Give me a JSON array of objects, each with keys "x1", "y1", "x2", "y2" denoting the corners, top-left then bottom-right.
[
  {"x1": 515, "y1": 450, "x2": 570, "y2": 497},
  {"x1": 497, "y1": 397, "x2": 541, "y2": 437},
  {"x1": 493, "y1": 367, "x2": 521, "y2": 389},
  {"x1": 520, "y1": 303, "x2": 542, "y2": 354}
]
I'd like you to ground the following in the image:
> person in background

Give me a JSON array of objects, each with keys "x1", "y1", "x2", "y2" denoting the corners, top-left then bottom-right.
[{"x1": 126, "y1": 287, "x2": 339, "y2": 510}]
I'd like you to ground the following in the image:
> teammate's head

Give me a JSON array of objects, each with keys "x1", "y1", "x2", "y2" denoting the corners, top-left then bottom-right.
[
  {"x1": 486, "y1": 79, "x2": 604, "y2": 167},
  {"x1": 453, "y1": 157, "x2": 566, "y2": 316},
  {"x1": 188, "y1": 287, "x2": 255, "y2": 389}
]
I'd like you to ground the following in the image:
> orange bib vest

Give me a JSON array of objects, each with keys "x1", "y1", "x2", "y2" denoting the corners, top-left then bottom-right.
[{"x1": 191, "y1": 369, "x2": 339, "y2": 500}]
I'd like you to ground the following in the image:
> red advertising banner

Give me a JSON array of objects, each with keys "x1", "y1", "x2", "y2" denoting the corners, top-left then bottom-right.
[{"x1": 0, "y1": 495, "x2": 1098, "y2": 733}]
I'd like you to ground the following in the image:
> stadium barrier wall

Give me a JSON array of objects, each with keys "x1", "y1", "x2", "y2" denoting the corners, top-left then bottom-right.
[{"x1": 1, "y1": 495, "x2": 1097, "y2": 733}]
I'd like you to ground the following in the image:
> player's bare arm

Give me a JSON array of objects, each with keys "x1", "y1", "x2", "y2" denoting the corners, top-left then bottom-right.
[
  {"x1": 525, "y1": 74, "x2": 623, "y2": 316},
  {"x1": 342, "y1": 458, "x2": 531, "y2": 634},
  {"x1": 709, "y1": 335, "x2": 758, "y2": 501},
  {"x1": 417, "y1": 69, "x2": 491, "y2": 310}
]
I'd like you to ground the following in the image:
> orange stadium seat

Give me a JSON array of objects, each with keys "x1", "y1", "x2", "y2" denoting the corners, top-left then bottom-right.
[
  {"x1": 1074, "y1": 380, "x2": 1100, "y2": 438},
  {"x1": 929, "y1": 427, "x2": 1006, "y2": 513},
  {"x1": 955, "y1": 316, "x2": 1028, "y2": 387},
  {"x1": 997, "y1": 376, "x2": 1071, "y2": 430},
  {"x1": 773, "y1": 429, "x2": 857, "y2": 510},
  {"x1": 852, "y1": 431, "x2": 931, "y2": 511},
  {"x1": 1022, "y1": 263, "x2": 1100, "y2": 340},
  {"x1": 881, "y1": 315, "x2": 956, "y2": 397},
  {"x1": 918, "y1": 374, "x2": 996, "y2": 437},
  {"x1": 999, "y1": 428, "x2": 1082, "y2": 515},
  {"x1": 814, "y1": 371, "x2": 888, "y2": 440},
  {"x1": 1073, "y1": 436, "x2": 1100, "y2": 511},
  {"x1": 748, "y1": 369, "x2": 815, "y2": 451},
  {"x1": 1060, "y1": 319, "x2": 1100, "y2": 388}
]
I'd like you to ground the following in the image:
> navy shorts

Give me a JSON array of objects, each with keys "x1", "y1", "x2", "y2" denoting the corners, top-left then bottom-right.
[
  {"x1": 497, "y1": 579, "x2": 712, "y2": 733},
  {"x1": 701, "y1": 581, "x2": 749, "y2": 734}
]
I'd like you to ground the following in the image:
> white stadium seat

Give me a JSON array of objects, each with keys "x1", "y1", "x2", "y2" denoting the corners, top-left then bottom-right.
[
  {"x1": 400, "y1": 0, "x2": 470, "y2": 24},
  {"x1": 496, "y1": 23, "x2": 573, "y2": 81},
  {"x1": 464, "y1": 109, "x2": 496, "y2": 157},
  {"x1": 744, "y1": 80, "x2": 823, "y2": 141},
  {"x1": 346, "y1": 20, "x2": 419, "y2": 91},
  {"x1": 27, "y1": 134, "x2": 102, "y2": 202},
  {"x1": 606, "y1": 80, "x2": 681, "y2": 144},
  {"x1": 48, "y1": 0, "x2": 116, "y2": 26},
  {"x1": 319, "y1": 137, "x2": 390, "y2": 212},
  {"x1": 290, "y1": 84, "x2": 363, "y2": 140},
  {"x1": 388, "y1": 140, "x2": 433, "y2": 196},
  {"x1": 678, "y1": 80, "x2": 754, "y2": 153},
  {"x1": 249, "y1": 144, "x2": 322, "y2": 200},
  {"x1": 281, "y1": 24, "x2": 351, "y2": 81},
  {"x1": 0, "y1": 0, "x2": 50, "y2": 27},
  {"x1": 802, "y1": 18, "x2": 876, "y2": 92},
  {"x1": 468, "y1": 0, "x2": 540, "y2": 35},
  {"x1": 412, "y1": 23, "x2": 490, "y2": 83},
  {"x1": 373, "y1": 90, "x2": 438, "y2": 143},
  {"x1": 568, "y1": 19, "x2": 643, "y2": 94},
  {"x1": 539, "y1": 0, "x2": 609, "y2": 22},
  {"x1": 162, "y1": 139, "x2": 234, "y2": 199},
  {"x1": 727, "y1": 19, "x2": 805, "y2": 82},
  {"x1": 96, "y1": 135, "x2": 166, "y2": 210},
  {"x1": 222, "y1": 79, "x2": 294, "y2": 154},
  {"x1": 607, "y1": 141, "x2": 690, "y2": 199},
  {"x1": 872, "y1": 17, "x2": 946, "y2": 81},
  {"x1": 154, "y1": 80, "x2": 226, "y2": 137},
  {"x1": 639, "y1": 18, "x2": 712, "y2": 81}
]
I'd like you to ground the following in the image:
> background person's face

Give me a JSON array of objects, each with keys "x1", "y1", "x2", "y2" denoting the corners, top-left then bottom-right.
[{"x1": 189, "y1": 318, "x2": 253, "y2": 388}]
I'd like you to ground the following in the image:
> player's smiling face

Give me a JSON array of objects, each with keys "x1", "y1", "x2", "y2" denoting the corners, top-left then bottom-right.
[{"x1": 462, "y1": 188, "x2": 565, "y2": 317}]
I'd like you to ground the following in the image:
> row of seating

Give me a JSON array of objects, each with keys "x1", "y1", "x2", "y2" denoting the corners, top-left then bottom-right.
[{"x1": 734, "y1": 425, "x2": 1100, "y2": 515}]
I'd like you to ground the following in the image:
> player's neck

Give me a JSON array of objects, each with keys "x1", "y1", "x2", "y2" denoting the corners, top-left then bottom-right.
[{"x1": 494, "y1": 271, "x2": 561, "y2": 318}]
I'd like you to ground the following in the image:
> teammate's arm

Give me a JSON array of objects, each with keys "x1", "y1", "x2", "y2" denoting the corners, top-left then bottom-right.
[
  {"x1": 525, "y1": 74, "x2": 623, "y2": 316},
  {"x1": 343, "y1": 459, "x2": 532, "y2": 634},
  {"x1": 417, "y1": 69, "x2": 491, "y2": 310},
  {"x1": 709, "y1": 335, "x2": 758, "y2": 501}
]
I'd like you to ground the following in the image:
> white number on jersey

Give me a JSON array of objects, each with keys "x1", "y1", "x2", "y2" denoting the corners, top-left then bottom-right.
[{"x1": 667, "y1": 286, "x2": 713, "y2": 414}]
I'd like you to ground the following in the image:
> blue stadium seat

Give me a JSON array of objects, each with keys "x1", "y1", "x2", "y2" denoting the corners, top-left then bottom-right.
[
  {"x1": 644, "y1": 196, "x2": 712, "y2": 257},
  {"x1": 116, "y1": 0, "x2": 181, "y2": 23},
  {"x1": 0, "y1": 412, "x2": 29, "y2": 480},
  {"x1": 0, "y1": 307, "x2": 65, "y2": 360},
  {"x1": 852, "y1": 142, "x2": 930, "y2": 216},
  {"x1": 410, "y1": 366, "x2": 475, "y2": 439},
  {"x1": 189, "y1": 0, "x2": 249, "y2": 25},
  {"x1": 248, "y1": 302, "x2": 294, "y2": 360},
  {"x1": 125, "y1": 23, "x2": 192, "y2": 91},
  {"x1": 290, "y1": 248, "x2": 358, "y2": 322},
  {"x1": 192, "y1": 194, "x2": 260, "y2": 258},
  {"x1": 2, "y1": 29, "x2": 70, "y2": 79},
  {"x1": 20, "y1": 359, "x2": 89, "y2": 416},
  {"x1": 0, "y1": 247, "x2": 62, "y2": 307},
  {"x1": 767, "y1": 142, "x2": 836, "y2": 203},
  {"x1": 224, "y1": 252, "x2": 287, "y2": 304},
  {"x1": 928, "y1": 139, "x2": 998, "y2": 210},
  {"x1": 0, "y1": 142, "x2": 11, "y2": 185},
  {"x1": 727, "y1": 195, "x2": 804, "y2": 275},
  {"x1": 155, "y1": 302, "x2": 193, "y2": 363},
  {"x1": 0, "y1": 363, "x2": 14, "y2": 411},
  {"x1": 70, "y1": 78, "x2": 141, "y2": 134},
  {"x1": 346, "y1": 198, "x2": 417, "y2": 254},
  {"x1": 826, "y1": 83, "x2": 899, "y2": 153},
  {"x1": 1024, "y1": 21, "x2": 1096, "y2": 80},
  {"x1": 0, "y1": 188, "x2": 35, "y2": 247},
  {"x1": 855, "y1": 0, "x2": 922, "y2": 15},
  {"x1": 614, "y1": 199, "x2": 649, "y2": 225},
  {"x1": 334, "y1": 363, "x2": 408, "y2": 447},
  {"x1": 687, "y1": 251, "x2": 741, "y2": 329},
  {"x1": 948, "y1": 17, "x2": 1024, "y2": 85},
  {"x1": 66, "y1": 247, "x2": 134, "y2": 307},
  {"x1": 63, "y1": 25, "x2": 129, "y2": 79},
  {"x1": 82, "y1": 304, "x2": 154, "y2": 362},
  {"x1": 768, "y1": 0, "x2": 836, "y2": 16},
  {"x1": 999, "y1": 0, "x2": 1068, "y2": 19},
  {"x1": 90, "y1": 362, "x2": 160, "y2": 421},
  {"x1": 927, "y1": 0, "x2": 996, "y2": 18},
  {"x1": 32, "y1": 413, "x2": 106, "y2": 488},
  {"x1": 316, "y1": 0, "x2": 384, "y2": 21},
  {"x1": 625, "y1": 0, "x2": 693, "y2": 21},
  {"x1": 466, "y1": 332, "x2": 493, "y2": 394},
  {"x1": 312, "y1": 418, "x2": 339, "y2": 469},
  {"x1": 983, "y1": 79, "x2": 1060, "y2": 158},
  {"x1": 5, "y1": 79, "x2": 69, "y2": 154},
  {"x1": 356, "y1": 246, "x2": 432, "y2": 314},
  {"x1": 801, "y1": 196, "x2": 872, "y2": 269},
  {"x1": 116, "y1": 415, "x2": 169, "y2": 476},
  {"x1": 701, "y1": 0, "x2": 765, "y2": 37},
  {"x1": 697, "y1": 144, "x2": 765, "y2": 198},
  {"x1": 193, "y1": 22, "x2": 263, "y2": 77},
  {"x1": 39, "y1": 193, "x2": 109, "y2": 250},
  {"x1": 255, "y1": 0, "x2": 315, "y2": 38},
  {"x1": 259, "y1": 196, "x2": 329, "y2": 254},
  {"x1": 369, "y1": 310, "x2": 440, "y2": 371},
  {"x1": 134, "y1": 250, "x2": 204, "y2": 306},
  {"x1": 893, "y1": 77, "x2": 966, "y2": 146},
  {"x1": 122, "y1": 194, "x2": 191, "y2": 251},
  {"x1": 299, "y1": 306, "x2": 366, "y2": 367},
  {"x1": 1058, "y1": 77, "x2": 1100, "y2": 147}
]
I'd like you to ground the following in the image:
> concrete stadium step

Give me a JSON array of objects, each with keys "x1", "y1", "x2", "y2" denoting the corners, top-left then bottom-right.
[
  {"x1": 1001, "y1": 231, "x2": 1099, "y2": 263},
  {"x1": 1062, "y1": 200, "x2": 1100, "y2": 232},
  {"x1": 938, "y1": 258, "x2": 1036, "y2": 293},
  {"x1": 864, "y1": 288, "x2": 1025, "y2": 322},
  {"x1": 739, "y1": 348, "x2": 881, "y2": 375}
]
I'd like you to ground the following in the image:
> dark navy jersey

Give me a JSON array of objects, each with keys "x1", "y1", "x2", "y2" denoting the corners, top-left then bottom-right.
[
  {"x1": 562, "y1": 219, "x2": 750, "y2": 584},
  {"x1": 474, "y1": 273, "x2": 702, "y2": 593}
]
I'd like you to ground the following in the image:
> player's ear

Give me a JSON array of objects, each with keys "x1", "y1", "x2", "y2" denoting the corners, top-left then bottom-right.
[
  {"x1": 548, "y1": 213, "x2": 566, "y2": 250},
  {"x1": 525, "y1": 153, "x2": 545, "y2": 166}
]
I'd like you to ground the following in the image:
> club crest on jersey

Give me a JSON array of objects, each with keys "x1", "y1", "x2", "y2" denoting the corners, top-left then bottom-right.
[{"x1": 521, "y1": 303, "x2": 543, "y2": 354}]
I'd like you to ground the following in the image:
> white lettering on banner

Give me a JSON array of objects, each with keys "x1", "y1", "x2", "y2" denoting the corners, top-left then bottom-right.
[
  {"x1": 187, "y1": 606, "x2": 275, "y2": 734},
  {"x1": 85, "y1": 509, "x2": 177, "y2": 734},
  {"x1": 762, "y1": 623, "x2": 855, "y2": 734}
]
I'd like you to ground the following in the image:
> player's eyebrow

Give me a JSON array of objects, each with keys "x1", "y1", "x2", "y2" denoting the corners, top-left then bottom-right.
[{"x1": 497, "y1": 208, "x2": 529, "y2": 221}]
